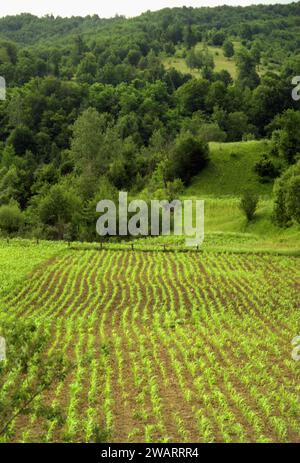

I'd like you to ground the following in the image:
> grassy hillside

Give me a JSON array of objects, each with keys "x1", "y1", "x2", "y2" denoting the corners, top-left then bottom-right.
[
  {"x1": 185, "y1": 140, "x2": 273, "y2": 198},
  {"x1": 162, "y1": 42, "x2": 240, "y2": 79},
  {"x1": 133, "y1": 140, "x2": 299, "y2": 254},
  {"x1": 162, "y1": 41, "x2": 273, "y2": 81},
  {"x1": 206, "y1": 44, "x2": 238, "y2": 78},
  {"x1": 181, "y1": 140, "x2": 299, "y2": 254},
  {"x1": 162, "y1": 54, "x2": 199, "y2": 78},
  {"x1": 137, "y1": 137, "x2": 300, "y2": 253}
]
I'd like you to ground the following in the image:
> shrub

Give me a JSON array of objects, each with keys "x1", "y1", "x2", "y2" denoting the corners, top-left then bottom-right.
[
  {"x1": 270, "y1": 110, "x2": 300, "y2": 164},
  {"x1": 254, "y1": 154, "x2": 279, "y2": 180},
  {"x1": 240, "y1": 189, "x2": 259, "y2": 221},
  {"x1": 38, "y1": 184, "x2": 80, "y2": 240},
  {"x1": 0, "y1": 203, "x2": 24, "y2": 235},
  {"x1": 286, "y1": 176, "x2": 300, "y2": 224},
  {"x1": 223, "y1": 39, "x2": 234, "y2": 58},
  {"x1": 273, "y1": 160, "x2": 300, "y2": 226},
  {"x1": 211, "y1": 31, "x2": 226, "y2": 46},
  {"x1": 168, "y1": 134, "x2": 209, "y2": 185}
]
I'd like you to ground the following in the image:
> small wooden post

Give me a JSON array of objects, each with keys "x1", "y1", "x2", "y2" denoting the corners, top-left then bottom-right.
[{"x1": 131, "y1": 243, "x2": 134, "y2": 251}]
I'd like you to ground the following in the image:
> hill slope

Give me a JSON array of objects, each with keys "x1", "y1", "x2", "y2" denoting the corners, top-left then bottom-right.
[{"x1": 186, "y1": 140, "x2": 273, "y2": 198}]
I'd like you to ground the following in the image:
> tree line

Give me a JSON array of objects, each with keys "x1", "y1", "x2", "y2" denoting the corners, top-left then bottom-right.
[{"x1": 0, "y1": 3, "x2": 299, "y2": 239}]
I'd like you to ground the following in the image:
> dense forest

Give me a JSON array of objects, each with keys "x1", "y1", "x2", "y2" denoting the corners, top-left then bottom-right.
[{"x1": 0, "y1": 2, "x2": 299, "y2": 240}]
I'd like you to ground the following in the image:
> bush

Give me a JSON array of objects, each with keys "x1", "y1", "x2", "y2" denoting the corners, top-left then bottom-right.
[
  {"x1": 240, "y1": 190, "x2": 259, "y2": 221},
  {"x1": 273, "y1": 160, "x2": 300, "y2": 226},
  {"x1": 168, "y1": 134, "x2": 209, "y2": 185},
  {"x1": 286, "y1": 176, "x2": 300, "y2": 224},
  {"x1": 223, "y1": 39, "x2": 234, "y2": 58},
  {"x1": 211, "y1": 31, "x2": 226, "y2": 46},
  {"x1": 0, "y1": 203, "x2": 24, "y2": 235},
  {"x1": 254, "y1": 154, "x2": 280, "y2": 180},
  {"x1": 38, "y1": 184, "x2": 80, "y2": 240}
]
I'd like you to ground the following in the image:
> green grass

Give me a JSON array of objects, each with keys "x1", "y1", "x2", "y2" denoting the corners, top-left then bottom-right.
[
  {"x1": 181, "y1": 140, "x2": 299, "y2": 254},
  {"x1": 201, "y1": 43, "x2": 238, "y2": 78},
  {"x1": 133, "y1": 197, "x2": 300, "y2": 255},
  {"x1": 201, "y1": 198, "x2": 300, "y2": 253},
  {"x1": 162, "y1": 55, "x2": 200, "y2": 77},
  {"x1": 0, "y1": 239, "x2": 65, "y2": 298},
  {"x1": 185, "y1": 140, "x2": 273, "y2": 198}
]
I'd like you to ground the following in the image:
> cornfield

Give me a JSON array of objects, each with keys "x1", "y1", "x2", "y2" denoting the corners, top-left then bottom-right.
[{"x1": 1, "y1": 248, "x2": 300, "y2": 443}]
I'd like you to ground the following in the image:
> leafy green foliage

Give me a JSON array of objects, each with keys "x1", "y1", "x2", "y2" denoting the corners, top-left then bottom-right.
[
  {"x1": 0, "y1": 3, "x2": 298, "y2": 242},
  {"x1": 240, "y1": 189, "x2": 259, "y2": 222},
  {"x1": 37, "y1": 185, "x2": 80, "y2": 240},
  {"x1": 0, "y1": 317, "x2": 69, "y2": 440},
  {"x1": 0, "y1": 202, "x2": 24, "y2": 235},
  {"x1": 254, "y1": 154, "x2": 280, "y2": 181},
  {"x1": 271, "y1": 110, "x2": 300, "y2": 164},
  {"x1": 273, "y1": 160, "x2": 300, "y2": 226},
  {"x1": 168, "y1": 134, "x2": 209, "y2": 185},
  {"x1": 223, "y1": 39, "x2": 234, "y2": 58},
  {"x1": 236, "y1": 47, "x2": 260, "y2": 89}
]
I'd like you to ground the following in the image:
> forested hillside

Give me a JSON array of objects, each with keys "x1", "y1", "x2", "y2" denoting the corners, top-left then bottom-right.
[{"x1": 0, "y1": 3, "x2": 299, "y2": 241}]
